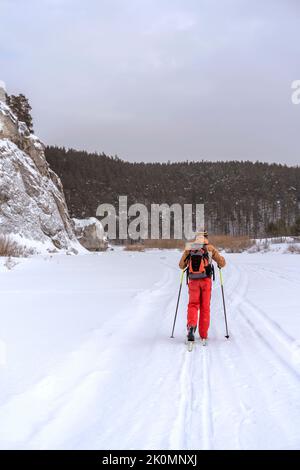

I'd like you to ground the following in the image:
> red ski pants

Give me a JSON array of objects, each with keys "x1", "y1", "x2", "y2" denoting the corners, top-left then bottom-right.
[{"x1": 187, "y1": 278, "x2": 212, "y2": 339}]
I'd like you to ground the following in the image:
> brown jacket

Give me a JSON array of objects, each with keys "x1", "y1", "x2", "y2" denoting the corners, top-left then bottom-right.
[{"x1": 179, "y1": 239, "x2": 226, "y2": 270}]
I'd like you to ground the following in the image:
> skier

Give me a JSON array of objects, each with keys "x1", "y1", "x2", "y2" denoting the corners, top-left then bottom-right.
[{"x1": 179, "y1": 231, "x2": 226, "y2": 346}]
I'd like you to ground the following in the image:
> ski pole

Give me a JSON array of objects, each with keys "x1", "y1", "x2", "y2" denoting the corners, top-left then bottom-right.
[
  {"x1": 219, "y1": 267, "x2": 230, "y2": 339},
  {"x1": 170, "y1": 269, "x2": 185, "y2": 338}
]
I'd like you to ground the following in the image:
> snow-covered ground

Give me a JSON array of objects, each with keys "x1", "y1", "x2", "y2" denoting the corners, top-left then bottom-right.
[
  {"x1": 250, "y1": 237, "x2": 300, "y2": 254},
  {"x1": 0, "y1": 249, "x2": 299, "y2": 450}
]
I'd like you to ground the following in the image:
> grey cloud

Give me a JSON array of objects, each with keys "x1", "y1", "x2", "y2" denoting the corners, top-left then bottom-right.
[{"x1": 0, "y1": 0, "x2": 299, "y2": 164}]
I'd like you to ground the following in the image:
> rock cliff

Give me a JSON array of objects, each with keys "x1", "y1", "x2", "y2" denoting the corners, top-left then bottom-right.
[{"x1": 0, "y1": 81, "x2": 80, "y2": 252}]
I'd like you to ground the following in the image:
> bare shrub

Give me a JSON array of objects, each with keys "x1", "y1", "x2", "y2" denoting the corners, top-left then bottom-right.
[
  {"x1": 262, "y1": 239, "x2": 271, "y2": 251},
  {"x1": 286, "y1": 244, "x2": 300, "y2": 254},
  {"x1": 4, "y1": 257, "x2": 18, "y2": 270},
  {"x1": 124, "y1": 239, "x2": 185, "y2": 251},
  {"x1": 247, "y1": 243, "x2": 261, "y2": 253},
  {"x1": 269, "y1": 237, "x2": 286, "y2": 244},
  {"x1": 124, "y1": 237, "x2": 255, "y2": 252},
  {"x1": 209, "y1": 235, "x2": 255, "y2": 253},
  {"x1": 144, "y1": 239, "x2": 185, "y2": 250},
  {"x1": 124, "y1": 244, "x2": 145, "y2": 252},
  {"x1": 0, "y1": 235, "x2": 34, "y2": 258},
  {"x1": 251, "y1": 239, "x2": 271, "y2": 252}
]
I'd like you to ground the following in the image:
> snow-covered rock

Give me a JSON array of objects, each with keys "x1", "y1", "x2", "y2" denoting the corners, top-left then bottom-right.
[
  {"x1": 73, "y1": 217, "x2": 107, "y2": 251},
  {"x1": 0, "y1": 82, "x2": 80, "y2": 252},
  {"x1": 0, "y1": 81, "x2": 6, "y2": 103}
]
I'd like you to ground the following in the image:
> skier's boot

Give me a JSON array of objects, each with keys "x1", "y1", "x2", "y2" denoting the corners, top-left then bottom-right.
[
  {"x1": 187, "y1": 326, "x2": 196, "y2": 351},
  {"x1": 201, "y1": 337, "x2": 207, "y2": 346},
  {"x1": 187, "y1": 326, "x2": 196, "y2": 341}
]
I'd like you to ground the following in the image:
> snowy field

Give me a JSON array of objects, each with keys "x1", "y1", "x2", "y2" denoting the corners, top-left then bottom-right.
[{"x1": 0, "y1": 249, "x2": 299, "y2": 450}]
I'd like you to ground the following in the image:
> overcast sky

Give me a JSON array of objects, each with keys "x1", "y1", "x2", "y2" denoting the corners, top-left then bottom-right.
[{"x1": 0, "y1": 0, "x2": 299, "y2": 164}]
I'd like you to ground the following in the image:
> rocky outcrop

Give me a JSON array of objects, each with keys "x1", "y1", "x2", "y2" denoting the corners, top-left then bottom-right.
[
  {"x1": 73, "y1": 217, "x2": 107, "y2": 251},
  {"x1": 0, "y1": 81, "x2": 6, "y2": 103},
  {"x1": 0, "y1": 81, "x2": 80, "y2": 252}
]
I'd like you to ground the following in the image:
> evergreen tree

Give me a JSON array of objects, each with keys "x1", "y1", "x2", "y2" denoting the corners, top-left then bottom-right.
[
  {"x1": 45, "y1": 146, "x2": 300, "y2": 237},
  {"x1": 7, "y1": 93, "x2": 34, "y2": 133},
  {"x1": 292, "y1": 218, "x2": 300, "y2": 236}
]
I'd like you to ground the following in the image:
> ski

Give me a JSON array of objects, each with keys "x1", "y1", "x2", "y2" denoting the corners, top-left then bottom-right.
[{"x1": 185, "y1": 338, "x2": 206, "y2": 350}]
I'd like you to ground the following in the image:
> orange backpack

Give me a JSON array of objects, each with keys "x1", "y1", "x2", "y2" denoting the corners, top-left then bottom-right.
[{"x1": 187, "y1": 246, "x2": 214, "y2": 281}]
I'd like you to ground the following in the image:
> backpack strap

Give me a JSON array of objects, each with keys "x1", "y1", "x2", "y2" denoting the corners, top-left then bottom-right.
[{"x1": 184, "y1": 252, "x2": 191, "y2": 263}]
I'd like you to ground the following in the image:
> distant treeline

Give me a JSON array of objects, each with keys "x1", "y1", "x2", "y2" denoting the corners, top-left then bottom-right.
[{"x1": 45, "y1": 146, "x2": 300, "y2": 237}]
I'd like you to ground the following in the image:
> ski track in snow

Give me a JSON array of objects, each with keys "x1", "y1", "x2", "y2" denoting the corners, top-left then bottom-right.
[{"x1": 0, "y1": 251, "x2": 299, "y2": 449}]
